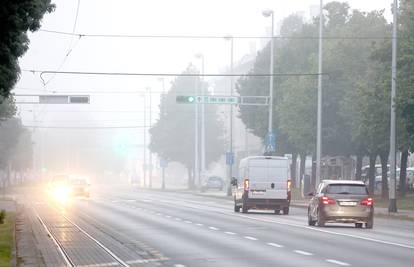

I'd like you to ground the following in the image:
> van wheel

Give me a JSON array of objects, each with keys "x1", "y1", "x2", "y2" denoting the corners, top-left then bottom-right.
[
  {"x1": 242, "y1": 205, "x2": 248, "y2": 213},
  {"x1": 282, "y1": 207, "x2": 289, "y2": 215},
  {"x1": 274, "y1": 209, "x2": 280, "y2": 214},
  {"x1": 317, "y1": 210, "x2": 325, "y2": 227},
  {"x1": 234, "y1": 203, "x2": 240, "y2": 212},
  {"x1": 366, "y1": 218, "x2": 374, "y2": 229}
]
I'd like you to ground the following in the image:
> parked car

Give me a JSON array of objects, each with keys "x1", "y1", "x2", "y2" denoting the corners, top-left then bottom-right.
[
  {"x1": 201, "y1": 176, "x2": 224, "y2": 191},
  {"x1": 307, "y1": 180, "x2": 374, "y2": 228},
  {"x1": 232, "y1": 156, "x2": 291, "y2": 214}
]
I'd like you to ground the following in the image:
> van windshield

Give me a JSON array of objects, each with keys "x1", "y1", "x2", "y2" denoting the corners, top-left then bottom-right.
[{"x1": 326, "y1": 184, "x2": 368, "y2": 195}]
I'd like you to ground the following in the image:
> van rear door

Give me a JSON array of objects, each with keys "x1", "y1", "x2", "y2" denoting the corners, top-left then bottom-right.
[{"x1": 248, "y1": 158, "x2": 288, "y2": 200}]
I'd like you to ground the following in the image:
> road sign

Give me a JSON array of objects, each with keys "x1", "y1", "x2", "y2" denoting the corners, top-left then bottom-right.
[
  {"x1": 160, "y1": 159, "x2": 168, "y2": 168},
  {"x1": 265, "y1": 132, "x2": 276, "y2": 153},
  {"x1": 176, "y1": 95, "x2": 270, "y2": 106},
  {"x1": 196, "y1": 96, "x2": 239, "y2": 104},
  {"x1": 36, "y1": 95, "x2": 90, "y2": 104},
  {"x1": 226, "y1": 152, "x2": 235, "y2": 165},
  {"x1": 176, "y1": 95, "x2": 196, "y2": 103}
]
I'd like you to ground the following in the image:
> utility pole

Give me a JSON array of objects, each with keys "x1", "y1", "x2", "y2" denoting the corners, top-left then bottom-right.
[
  {"x1": 195, "y1": 53, "x2": 206, "y2": 187},
  {"x1": 142, "y1": 94, "x2": 147, "y2": 188},
  {"x1": 194, "y1": 67, "x2": 199, "y2": 189},
  {"x1": 224, "y1": 36, "x2": 234, "y2": 196},
  {"x1": 389, "y1": 0, "x2": 398, "y2": 213},
  {"x1": 147, "y1": 87, "x2": 153, "y2": 188},
  {"x1": 316, "y1": 0, "x2": 324, "y2": 189}
]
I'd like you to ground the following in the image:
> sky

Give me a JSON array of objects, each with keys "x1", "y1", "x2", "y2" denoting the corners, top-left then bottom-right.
[{"x1": 12, "y1": 0, "x2": 394, "y2": 171}]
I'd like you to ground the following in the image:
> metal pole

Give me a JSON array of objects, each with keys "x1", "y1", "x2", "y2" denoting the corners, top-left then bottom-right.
[
  {"x1": 148, "y1": 87, "x2": 152, "y2": 188},
  {"x1": 162, "y1": 167, "x2": 165, "y2": 190},
  {"x1": 200, "y1": 55, "x2": 206, "y2": 187},
  {"x1": 226, "y1": 36, "x2": 234, "y2": 196},
  {"x1": 389, "y1": 0, "x2": 398, "y2": 213},
  {"x1": 143, "y1": 94, "x2": 147, "y2": 188},
  {"x1": 316, "y1": 0, "x2": 323, "y2": 189},
  {"x1": 194, "y1": 69, "x2": 199, "y2": 189},
  {"x1": 268, "y1": 12, "x2": 275, "y2": 136}
]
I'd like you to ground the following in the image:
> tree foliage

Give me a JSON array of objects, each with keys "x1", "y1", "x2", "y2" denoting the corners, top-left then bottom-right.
[{"x1": 0, "y1": 0, "x2": 55, "y2": 97}]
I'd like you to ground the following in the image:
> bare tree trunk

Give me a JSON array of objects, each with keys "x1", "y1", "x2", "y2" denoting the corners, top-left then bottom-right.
[
  {"x1": 399, "y1": 150, "x2": 408, "y2": 197},
  {"x1": 299, "y1": 153, "x2": 306, "y2": 192},
  {"x1": 368, "y1": 154, "x2": 376, "y2": 195},
  {"x1": 290, "y1": 153, "x2": 298, "y2": 188},
  {"x1": 379, "y1": 153, "x2": 389, "y2": 200},
  {"x1": 356, "y1": 154, "x2": 363, "y2": 180}
]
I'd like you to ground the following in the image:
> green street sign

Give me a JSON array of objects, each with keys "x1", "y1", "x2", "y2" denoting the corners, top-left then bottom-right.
[{"x1": 176, "y1": 95, "x2": 196, "y2": 103}]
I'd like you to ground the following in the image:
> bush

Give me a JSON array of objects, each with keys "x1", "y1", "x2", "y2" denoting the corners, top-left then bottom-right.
[{"x1": 0, "y1": 210, "x2": 5, "y2": 224}]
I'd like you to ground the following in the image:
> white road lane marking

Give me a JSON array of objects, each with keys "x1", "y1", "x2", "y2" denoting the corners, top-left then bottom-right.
[
  {"x1": 237, "y1": 214, "x2": 414, "y2": 250},
  {"x1": 156, "y1": 213, "x2": 162, "y2": 216},
  {"x1": 267, "y1": 242, "x2": 284, "y2": 248},
  {"x1": 126, "y1": 257, "x2": 169, "y2": 264},
  {"x1": 325, "y1": 259, "x2": 350, "y2": 266},
  {"x1": 224, "y1": 231, "x2": 236, "y2": 235},
  {"x1": 165, "y1": 215, "x2": 171, "y2": 218},
  {"x1": 184, "y1": 220, "x2": 192, "y2": 224},
  {"x1": 195, "y1": 223, "x2": 204, "y2": 226},
  {"x1": 244, "y1": 236, "x2": 258, "y2": 241},
  {"x1": 174, "y1": 218, "x2": 182, "y2": 221},
  {"x1": 293, "y1": 250, "x2": 313, "y2": 256},
  {"x1": 209, "y1": 226, "x2": 219, "y2": 230},
  {"x1": 174, "y1": 264, "x2": 186, "y2": 267},
  {"x1": 78, "y1": 262, "x2": 119, "y2": 267}
]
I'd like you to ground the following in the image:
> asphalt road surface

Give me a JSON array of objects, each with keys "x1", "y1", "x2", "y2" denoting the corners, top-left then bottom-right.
[{"x1": 29, "y1": 185, "x2": 414, "y2": 267}]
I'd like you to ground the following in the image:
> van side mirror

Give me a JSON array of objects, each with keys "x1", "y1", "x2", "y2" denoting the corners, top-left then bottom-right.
[
  {"x1": 307, "y1": 192, "x2": 315, "y2": 197},
  {"x1": 231, "y1": 177, "x2": 237, "y2": 186}
]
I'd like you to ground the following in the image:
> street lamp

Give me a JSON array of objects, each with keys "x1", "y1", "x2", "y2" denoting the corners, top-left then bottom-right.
[
  {"x1": 262, "y1": 9, "x2": 275, "y2": 155},
  {"x1": 195, "y1": 53, "x2": 206, "y2": 187},
  {"x1": 146, "y1": 87, "x2": 153, "y2": 188},
  {"x1": 316, "y1": 0, "x2": 323, "y2": 189},
  {"x1": 224, "y1": 35, "x2": 234, "y2": 196}
]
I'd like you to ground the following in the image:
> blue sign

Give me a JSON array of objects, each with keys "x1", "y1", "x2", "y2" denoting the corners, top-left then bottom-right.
[
  {"x1": 265, "y1": 132, "x2": 276, "y2": 153},
  {"x1": 160, "y1": 159, "x2": 168, "y2": 168},
  {"x1": 226, "y1": 152, "x2": 235, "y2": 165}
]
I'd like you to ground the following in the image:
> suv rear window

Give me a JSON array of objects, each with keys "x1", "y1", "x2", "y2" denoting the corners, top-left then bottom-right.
[{"x1": 326, "y1": 184, "x2": 368, "y2": 195}]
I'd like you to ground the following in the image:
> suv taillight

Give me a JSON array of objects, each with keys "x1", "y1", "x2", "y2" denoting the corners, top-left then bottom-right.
[
  {"x1": 320, "y1": 196, "x2": 336, "y2": 205},
  {"x1": 243, "y1": 179, "x2": 250, "y2": 191},
  {"x1": 361, "y1": 197, "x2": 373, "y2": 206}
]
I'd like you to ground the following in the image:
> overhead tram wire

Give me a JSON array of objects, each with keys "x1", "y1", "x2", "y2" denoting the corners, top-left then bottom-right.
[{"x1": 38, "y1": 29, "x2": 396, "y2": 40}]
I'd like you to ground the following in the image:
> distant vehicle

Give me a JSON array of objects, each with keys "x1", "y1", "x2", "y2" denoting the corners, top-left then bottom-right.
[
  {"x1": 48, "y1": 174, "x2": 72, "y2": 203},
  {"x1": 70, "y1": 177, "x2": 90, "y2": 198},
  {"x1": 201, "y1": 176, "x2": 224, "y2": 192},
  {"x1": 307, "y1": 180, "x2": 374, "y2": 228},
  {"x1": 231, "y1": 156, "x2": 291, "y2": 214}
]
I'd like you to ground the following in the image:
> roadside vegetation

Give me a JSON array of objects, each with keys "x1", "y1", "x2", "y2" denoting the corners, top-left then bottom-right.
[{"x1": 0, "y1": 210, "x2": 14, "y2": 267}]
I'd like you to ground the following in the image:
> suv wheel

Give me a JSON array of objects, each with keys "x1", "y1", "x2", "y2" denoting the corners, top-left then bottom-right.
[
  {"x1": 366, "y1": 218, "x2": 374, "y2": 229},
  {"x1": 355, "y1": 223, "x2": 363, "y2": 228},
  {"x1": 317, "y1": 209, "x2": 325, "y2": 227},
  {"x1": 308, "y1": 209, "x2": 316, "y2": 226},
  {"x1": 274, "y1": 209, "x2": 280, "y2": 215},
  {"x1": 282, "y1": 207, "x2": 289, "y2": 215}
]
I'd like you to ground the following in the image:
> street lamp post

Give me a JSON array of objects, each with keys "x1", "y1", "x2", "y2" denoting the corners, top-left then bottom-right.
[
  {"x1": 316, "y1": 0, "x2": 324, "y2": 189},
  {"x1": 224, "y1": 35, "x2": 234, "y2": 196},
  {"x1": 147, "y1": 87, "x2": 153, "y2": 188},
  {"x1": 389, "y1": 0, "x2": 398, "y2": 213},
  {"x1": 141, "y1": 93, "x2": 147, "y2": 188},
  {"x1": 262, "y1": 9, "x2": 275, "y2": 154},
  {"x1": 196, "y1": 53, "x2": 205, "y2": 187}
]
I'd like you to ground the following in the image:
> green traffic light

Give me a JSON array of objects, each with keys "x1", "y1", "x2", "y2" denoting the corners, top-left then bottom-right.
[{"x1": 187, "y1": 96, "x2": 195, "y2": 103}]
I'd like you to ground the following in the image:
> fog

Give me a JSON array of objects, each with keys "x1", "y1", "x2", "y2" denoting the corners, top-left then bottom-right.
[{"x1": 11, "y1": 0, "x2": 394, "y2": 187}]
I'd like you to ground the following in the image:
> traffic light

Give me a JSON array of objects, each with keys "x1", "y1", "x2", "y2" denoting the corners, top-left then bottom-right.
[{"x1": 176, "y1": 95, "x2": 196, "y2": 104}]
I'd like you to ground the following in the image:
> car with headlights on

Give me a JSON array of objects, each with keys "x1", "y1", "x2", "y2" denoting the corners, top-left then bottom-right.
[
  {"x1": 307, "y1": 180, "x2": 374, "y2": 228},
  {"x1": 70, "y1": 177, "x2": 90, "y2": 198}
]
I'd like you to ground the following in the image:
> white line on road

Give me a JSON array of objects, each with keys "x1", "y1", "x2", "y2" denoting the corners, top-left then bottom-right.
[
  {"x1": 174, "y1": 218, "x2": 182, "y2": 221},
  {"x1": 184, "y1": 220, "x2": 192, "y2": 224},
  {"x1": 195, "y1": 223, "x2": 204, "y2": 226},
  {"x1": 237, "y1": 214, "x2": 414, "y2": 250},
  {"x1": 156, "y1": 213, "x2": 162, "y2": 216},
  {"x1": 244, "y1": 236, "x2": 258, "y2": 241},
  {"x1": 209, "y1": 226, "x2": 219, "y2": 230},
  {"x1": 325, "y1": 259, "x2": 350, "y2": 266},
  {"x1": 78, "y1": 262, "x2": 119, "y2": 267},
  {"x1": 293, "y1": 250, "x2": 313, "y2": 256},
  {"x1": 267, "y1": 242, "x2": 284, "y2": 248},
  {"x1": 174, "y1": 264, "x2": 186, "y2": 267},
  {"x1": 224, "y1": 231, "x2": 236, "y2": 235}
]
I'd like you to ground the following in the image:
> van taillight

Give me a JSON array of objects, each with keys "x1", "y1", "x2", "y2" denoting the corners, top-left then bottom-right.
[
  {"x1": 287, "y1": 180, "x2": 292, "y2": 191},
  {"x1": 243, "y1": 179, "x2": 250, "y2": 191},
  {"x1": 361, "y1": 198, "x2": 373, "y2": 206},
  {"x1": 320, "y1": 196, "x2": 336, "y2": 205}
]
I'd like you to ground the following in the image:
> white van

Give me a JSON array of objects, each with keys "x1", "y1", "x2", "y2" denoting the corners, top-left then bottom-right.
[{"x1": 231, "y1": 156, "x2": 291, "y2": 214}]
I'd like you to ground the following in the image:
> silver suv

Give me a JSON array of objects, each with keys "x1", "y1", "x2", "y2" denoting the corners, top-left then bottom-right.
[{"x1": 307, "y1": 180, "x2": 374, "y2": 228}]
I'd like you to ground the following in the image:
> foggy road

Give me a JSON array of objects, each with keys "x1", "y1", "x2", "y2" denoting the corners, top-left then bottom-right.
[{"x1": 28, "y1": 185, "x2": 414, "y2": 267}]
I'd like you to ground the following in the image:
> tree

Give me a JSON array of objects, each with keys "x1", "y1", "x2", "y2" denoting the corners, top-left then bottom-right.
[
  {"x1": 149, "y1": 65, "x2": 225, "y2": 188},
  {"x1": 0, "y1": 0, "x2": 55, "y2": 97}
]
